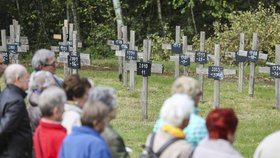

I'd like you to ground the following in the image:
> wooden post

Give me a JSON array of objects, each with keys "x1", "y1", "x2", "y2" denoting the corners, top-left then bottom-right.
[
  {"x1": 72, "y1": 31, "x2": 78, "y2": 74},
  {"x1": 238, "y1": 33, "x2": 245, "y2": 93},
  {"x1": 199, "y1": 31, "x2": 205, "y2": 101},
  {"x1": 122, "y1": 26, "x2": 128, "y2": 87},
  {"x1": 1, "y1": 30, "x2": 7, "y2": 52},
  {"x1": 117, "y1": 23, "x2": 123, "y2": 82},
  {"x1": 275, "y1": 45, "x2": 280, "y2": 109},
  {"x1": 62, "y1": 26, "x2": 68, "y2": 77},
  {"x1": 249, "y1": 33, "x2": 258, "y2": 97},
  {"x1": 174, "y1": 26, "x2": 180, "y2": 78},
  {"x1": 214, "y1": 44, "x2": 220, "y2": 108},
  {"x1": 129, "y1": 30, "x2": 135, "y2": 95},
  {"x1": 183, "y1": 36, "x2": 189, "y2": 76},
  {"x1": 141, "y1": 39, "x2": 151, "y2": 119}
]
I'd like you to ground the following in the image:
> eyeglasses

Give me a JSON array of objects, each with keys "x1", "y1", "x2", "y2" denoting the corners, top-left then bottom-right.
[{"x1": 44, "y1": 61, "x2": 58, "y2": 67}]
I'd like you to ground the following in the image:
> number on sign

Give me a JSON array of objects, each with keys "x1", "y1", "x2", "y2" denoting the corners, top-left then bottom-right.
[
  {"x1": 235, "y1": 51, "x2": 247, "y2": 62},
  {"x1": 114, "y1": 39, "x2": 123, "y2": 45},
  {"x1": 247, "y1": 50, "x2": 259, "y2": 62},
  {"x1": 270, "y1": 65, "x2": 280, "y2": 78},
  {"x1": 208, "y1": 66, "x2": 224, "y2": 80},
  {"x1": 137, "y1": 62, "x2": 151, "y2": 77},
  {"x1": 7, "y1": 44, "x2": 18, "y2": 54},
  {"x1": 59, "y1": 45, "x2": 68, "y2": 52},
  {"x1": 179, "y1": 54, "x2": 190, "y2": 66},
  {"x1": 171, "y1": 43, "x2": 182, "y2": 54},
  {"x1": 125, "y1": 50, "x2": 137, "y2": 61},
  {"x1": 1, "y1": 52, "x2": 9, "y2": 64},
  {"x1": 120, "y1": 44, "x2": 129, "y2": 50},
  {"x1": 67, "y1": 55, "x2": 81, "y2": 69},
  {"x1": 195, "y1": 51, "x2": 208, "y2": 64}
]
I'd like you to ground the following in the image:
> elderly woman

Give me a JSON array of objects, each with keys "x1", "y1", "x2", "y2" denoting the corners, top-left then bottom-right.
[
  {"x1": 30, "y1": 49, "x2": 62, "y2": 88},
  {"x1": 153, "y1": 76, "x2": 207, "y2": 147},
  {"x1": 33, "y1": 87, "x2": 67, "y2": 158},
  {"x1": 192, "y1": 108, "x2": 243, "y2": 158},
  {"x1": 62, "y1": 75, "x2": 92, "y2": 134},
  {"x1": 142, "y1": 94, "x2": 194, "y2": 158},
  {"x1": 89, "y1": 86, "x2": 129, "y2": 158},
  {"x1": 59, "y1": 101, "x2": 111, "y2": 158},
  {"x1": 27, "y1": 71, "x2": 56, "y2": 131}
]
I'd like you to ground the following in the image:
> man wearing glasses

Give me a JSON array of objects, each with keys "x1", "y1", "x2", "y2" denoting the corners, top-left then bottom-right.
[{"x1": 30, "y1": 49, "x2": 63, "y2": 90}]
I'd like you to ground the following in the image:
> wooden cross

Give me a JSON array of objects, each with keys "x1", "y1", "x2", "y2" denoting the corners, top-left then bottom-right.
[
  {"x1": 225, "y1": 33, "x2": 245, "y2": 92},
  {"x1": 51, "y1": 20, "x2": 90, "y2": 77},
  {"x1": 0, "y1": 19, "x2": 29, "y2": 64},
  {"x1": 111, "y1": 30, "x2": 163, "y2": 95},
  {"x1": 259, "y1": 44, "x2": 280, "y2": 109},
  {"x1": 196, "y1": 44, "x2": 236, "y2": 108},
  {"x1": 107, "y1": 24, "x2": 124, "y2": 82},
  {"x1": 162, "y1": 26, "x2": 183, "y2": 78},
  {"x1": 139, "y1": 39, "x2": 152, "y2": 119}
]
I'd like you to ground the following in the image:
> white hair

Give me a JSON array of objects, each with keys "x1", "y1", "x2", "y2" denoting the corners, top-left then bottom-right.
[
  {"x1": 30, "y1": 71, "x2": 56, "y2": 91},
  {"x1": 32, "y1": 49, "x2": 55, "y2": 71},
  {"x1": 39, "y1": 87, "x2": 66, "y2": 117},
  {"x1": 160, "y1": 94, "x2": 194, "y2": 127},
  {"x1": 4, "y1": 64, "x2": 27, "y2": 84},
  {"x1": 86, "y1": 86, "x2": 117, "y2": 110}
]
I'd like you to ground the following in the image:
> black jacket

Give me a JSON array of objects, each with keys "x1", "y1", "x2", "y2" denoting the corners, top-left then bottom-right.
[{"x1": 0, "y1": 84, "x2": 32, "y2": 158}]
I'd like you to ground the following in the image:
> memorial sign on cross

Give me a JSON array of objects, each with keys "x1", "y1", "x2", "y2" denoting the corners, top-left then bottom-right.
[
  {"x1": 0, "y1": 19, "x2": 29, "y2": 64},
  {"x1": 259, "y1": 44, "x2": 280, "y2": 109},
  {"x1": 196, "y1": 44, "x2": 236, "y2": 108},
  {"x1": 51, "y1": 20, "x2": 90, "y2": 77}
]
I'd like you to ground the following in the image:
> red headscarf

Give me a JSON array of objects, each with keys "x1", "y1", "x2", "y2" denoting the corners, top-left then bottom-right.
[{"x1": 206, "y1": 108, "x2": 238, "y2": 140}]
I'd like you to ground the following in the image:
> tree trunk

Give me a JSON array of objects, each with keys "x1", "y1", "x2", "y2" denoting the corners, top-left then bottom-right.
[
  {"x1": 112, "y1": 0, "x2": 123, "y2": 26},
  {"x1": 15, "y1": 0, "x2": 22, "y2": 24},
  {"x1": 71, "y1": 0, "x2": 81, "y2": 41},
  {"x1": 156, "y1": 0, "x2": 165, "y2": 35},
  {"x1": 191, "y1": 7, "x2": 197, "y2": 35}
]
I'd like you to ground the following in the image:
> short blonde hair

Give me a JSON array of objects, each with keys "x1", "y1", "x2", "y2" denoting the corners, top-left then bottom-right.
[{"x1": 171, "y1": 76, "x2": 201, "y2": 98}]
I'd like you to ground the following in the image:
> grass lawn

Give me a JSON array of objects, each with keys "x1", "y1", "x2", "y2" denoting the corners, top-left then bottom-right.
[{"x1": 32, "y1": 58, "x2": 280, "y2": 158}]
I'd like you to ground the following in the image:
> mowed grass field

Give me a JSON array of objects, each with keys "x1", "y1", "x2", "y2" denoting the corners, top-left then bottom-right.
[{"x1": 24, "y1": 58, "x2": 280, "y2": 158}]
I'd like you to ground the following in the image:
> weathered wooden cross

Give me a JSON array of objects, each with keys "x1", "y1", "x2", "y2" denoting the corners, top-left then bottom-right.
[
  {"x1": 138, "y1": 39, "x2": 152, "y2": 119},
  {"x1": 0, "y1": 19, "x2": 29, "y2": 64},
  {"x1": 259, "y1": 44, "x2": 280, "y2": 109},
  {"x1": 51, "y1": 20, "x2": 90, "y2": 77},
  {"x1": 196, "y1": 44, "x2": 236, "y2": 108},
  {"x1": 112, "y1": 29, "x2": 163, "y2": 95}
]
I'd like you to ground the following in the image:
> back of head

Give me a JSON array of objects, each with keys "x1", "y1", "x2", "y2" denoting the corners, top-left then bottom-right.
[
  {"x1": 63, "y1": 75, "x2": 92, "y2": 100},
  {"x1": 32, "y1": 49, "x2": 55, "y2": 71},
  {"x1": 160, "y1": 94, "x2": 194, "y2": 128},
  {"x1": 171, "y1": 76, "x2": 201, "y2": 98},
  {"x1": 38, "y1": 86, "x2": 66, "y2": 117},
  {"x1": 4, "y1": 64, "x2": 27, "y2": 85},
  {"x1": 86, "y1": 86, "x2": 117, "y2": 111},
  {"x1": 30, "y1": 71, "x2": 56, "y2": 91},
  {"x1": 81, "y1": 101, "x2": 110, "y2": 130},
  {"x1": 206, "y1": 108, "x2": 238, "y2": 140}
]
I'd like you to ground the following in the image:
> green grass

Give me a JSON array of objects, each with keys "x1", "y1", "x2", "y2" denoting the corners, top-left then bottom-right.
[{"x1": 25, "y1": 59, "x2": 280, "y2": 158}]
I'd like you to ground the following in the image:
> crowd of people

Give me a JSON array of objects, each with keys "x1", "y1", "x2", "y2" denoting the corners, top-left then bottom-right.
[{"x1": 0, "y1": 49, "x2": 279, "y2": 158}]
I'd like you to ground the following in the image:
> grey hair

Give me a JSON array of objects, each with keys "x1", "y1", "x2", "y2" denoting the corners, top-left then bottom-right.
[
  {"x1": 81, "y1": 101, "x2": 110, "y2": 128},
  {"x1": 171, "y1": 76, "x2": 201, "y2": 98},
  {"x1": 30, "y1": 71, "x2": 56, "y2": 91},
  {"x1": 86, "y1": 86, "x2": 117, "y2": 110},
  {"x1": 32, "y1": 49, "x2": 55, "y2": 71},
  {"x1": 160, "y1": 94, "x2": 194, "y2": 127},
  {"x1": 4, "y1": 64, "x2": 27, "y2": 84},
  {"x1": 38, "y1": 87, "x2": 66, "y2": 117}
]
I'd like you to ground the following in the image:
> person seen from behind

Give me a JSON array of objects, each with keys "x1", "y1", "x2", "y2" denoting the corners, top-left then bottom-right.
[{"x1": 192, "y1": 108, "x2": 243, "y2": 158}]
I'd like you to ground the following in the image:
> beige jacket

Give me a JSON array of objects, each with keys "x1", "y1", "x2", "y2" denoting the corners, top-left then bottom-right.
[{"x1": 143, "y1": 129, "x2": 193, "y2": 158}]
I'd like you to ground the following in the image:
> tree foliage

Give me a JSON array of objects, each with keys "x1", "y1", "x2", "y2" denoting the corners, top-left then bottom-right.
[{"x1": 0, "y1": 0, "x2": 279, "y2": 60}]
